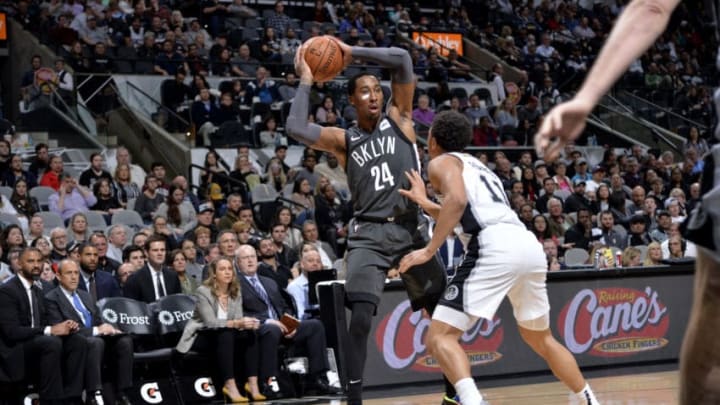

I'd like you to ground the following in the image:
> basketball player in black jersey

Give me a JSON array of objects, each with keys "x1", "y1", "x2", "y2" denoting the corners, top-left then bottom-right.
[
  {"x1": 286, "y1": 41, "x2": 452, "y2": 404},
  {"x1": 535, "y1": 0, "x2": 720, "y2": 402}
]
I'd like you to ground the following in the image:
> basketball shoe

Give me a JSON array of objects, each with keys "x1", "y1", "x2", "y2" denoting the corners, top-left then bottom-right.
[{"x1": 441, "y1": 395, "x2": 492, "y2": 405}]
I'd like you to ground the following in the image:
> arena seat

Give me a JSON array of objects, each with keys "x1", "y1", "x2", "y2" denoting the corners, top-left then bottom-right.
[
  {"x1": 111, "y1": 210, "x2": 145, "y2": 231},
  {"x1": 0, "y1": 213, "x2": 21, "y2": 228},
  {"x1": 564, "y1": 248, "x2": 590, "y2": 267},
  {"x1": 0, "y1": 186, "x2": 13, "y2": 200},
  {"x1": 86, "y1": 210, "x2": 109, "y2": 232},
  {"x1": 36, "y1": 211, "x2": 64, "y2": 233},
  {"x1": 29, "y1": 186, "x2": 56, "y2": 211}
]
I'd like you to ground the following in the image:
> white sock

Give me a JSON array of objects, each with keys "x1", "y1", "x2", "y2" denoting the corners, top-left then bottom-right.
[
  {"x1": 574, "y1": 383, "x2": 599, "y2": 405},
  {"x1": 454, "y1": 377, "x2": 483, "y2": 405}
]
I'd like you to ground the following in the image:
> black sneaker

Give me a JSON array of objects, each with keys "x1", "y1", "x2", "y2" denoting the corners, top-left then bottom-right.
[
  {"x1": 346, "y1": 379, "x2": 362, "y2": 405},
  {"x1": 307, "y1": 374, "x2": 343, "y2": 396}
]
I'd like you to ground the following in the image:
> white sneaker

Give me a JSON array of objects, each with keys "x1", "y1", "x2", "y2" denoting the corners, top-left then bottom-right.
[
  {"x1": 91, "y1": 390, "x2": 105, "y2": 405},
  {"x1": 326, "y1": 370, "x2": 341, "y2": 388},
  {"x1": 287, "y1": 359, "x2": 307, "y2": 374},
  {"x1": 268, "y1": 376, "x2": 280, "y2": 392}
]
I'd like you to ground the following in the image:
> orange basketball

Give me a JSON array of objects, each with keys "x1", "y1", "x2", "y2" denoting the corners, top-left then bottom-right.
[{"x1": 303, "y1": 35, "x2": 345, "y2": 82}]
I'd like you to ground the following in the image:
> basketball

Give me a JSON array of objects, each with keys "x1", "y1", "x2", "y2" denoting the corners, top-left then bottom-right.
[{"x1": 303, "y1": 35, "x2": 345, "y2": 82}]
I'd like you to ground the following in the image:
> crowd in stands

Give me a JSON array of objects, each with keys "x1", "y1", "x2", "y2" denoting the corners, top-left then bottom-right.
[
  {"x1": 0, "y1": 140, "x2": 349, "y2": 402},
  {"x1": 470, "y1": 0, "x2": 718, "y2": 132},
  {"x1": 0, "y1": 132, "x2": 704, "y2": 402},
  {"x1": 2, "y1": 0, "x2": 719, "y2": 401},
  {"x1": 455, "y1": 143, "x2": 706, "y2": 271},
  {"x1": 0, "y1": 129, "x2": 705, "y2": 287},
  {"x1": 2, "y1": 0, "x2": 717, "y2": 292},
  {"x1": 10, "y1": 0, "x2": 717, "y2": 148}
]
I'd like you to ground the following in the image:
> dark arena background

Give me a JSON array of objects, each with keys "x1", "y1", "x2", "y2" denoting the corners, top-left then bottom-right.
[{"x1": 0, "y1": 0, "x2": 712, "y2": 403}]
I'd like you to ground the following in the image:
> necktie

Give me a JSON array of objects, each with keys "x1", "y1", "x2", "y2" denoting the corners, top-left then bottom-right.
[
  {"x1": 302, "y1": 288, "x2": 312, "y2": 320},
  {"x1": 156, "y1": 271, "x2": 166, "y2": 299},
  {"x1": 88, "y1": 275, "x2": 98, "y2": 302},
  {"x1": 250, "y1": 277, "x2": 276, "y2": 320},
  {"x1": 30, "y1": 286, "x2": 40, "y2": 328},
  {"x1": 72, "y1": 293, "x2": 92, "y2": 328}
]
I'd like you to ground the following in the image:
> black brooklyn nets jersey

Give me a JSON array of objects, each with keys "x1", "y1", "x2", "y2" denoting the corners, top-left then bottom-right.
[{"x1": 344, "y1": 115, "x2": 419, "y2": 220}]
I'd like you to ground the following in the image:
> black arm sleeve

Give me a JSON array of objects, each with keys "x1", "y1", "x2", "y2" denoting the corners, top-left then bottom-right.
[{"x1": 285, "y1": 83, "x2": 323, "y2": 145}]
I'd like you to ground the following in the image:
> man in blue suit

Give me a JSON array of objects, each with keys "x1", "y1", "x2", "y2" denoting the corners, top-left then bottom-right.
[
  {"x1": 77, "y1": 244, "x2": 121, "y2": 301},
  {"x1": 236, "y1": 244, "x2": 339, "y2": 399}
]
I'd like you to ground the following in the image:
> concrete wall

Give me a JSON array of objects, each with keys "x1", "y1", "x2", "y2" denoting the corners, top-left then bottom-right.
[
  {"x1": 463, "y1": 39, "x2": 525, "y2": 84},
  {"x1": 108, "y1": 107, "x2": 191, "y2": 179}
]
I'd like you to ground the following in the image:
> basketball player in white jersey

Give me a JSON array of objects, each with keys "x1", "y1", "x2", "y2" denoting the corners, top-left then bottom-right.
[
  {"x1": 398, "y1": 110, "x2": 599, "y2": 405},
  {"x1": 534, "y1": 0, "x2": 720, "y2": 402}
]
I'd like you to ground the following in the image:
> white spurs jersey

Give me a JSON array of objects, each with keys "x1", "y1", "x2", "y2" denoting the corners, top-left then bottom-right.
[{"x1": 441, "y1": 152, "x2": 524, "y2": 257}]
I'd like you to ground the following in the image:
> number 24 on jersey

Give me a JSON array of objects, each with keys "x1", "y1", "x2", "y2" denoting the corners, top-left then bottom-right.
[{"x1": 371, "y1": 162, "x2": 395, "y2": 191}]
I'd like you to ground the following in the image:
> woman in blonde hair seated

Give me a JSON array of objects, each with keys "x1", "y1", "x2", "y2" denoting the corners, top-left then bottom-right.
[
  {"x1": 264, "y1": 157, "x2": 287, "y2": 193},
  {"x1": 643, "y1": 242, "x2": 663, "y2": 266},
  {"x1": 177, "y1": 257, "x2": 265, "y2": 402},
  {"x1": 621, "y1": 246, "x2": 642, "y2": 267}
]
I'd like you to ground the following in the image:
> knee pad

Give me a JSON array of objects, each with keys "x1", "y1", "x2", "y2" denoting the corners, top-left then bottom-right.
[
  {"x1": 517, "y1": 313, "x2": 550, "y2": 331},
  {"x1": 349, "y1": 302, "x2": 375, "y2": 336}
]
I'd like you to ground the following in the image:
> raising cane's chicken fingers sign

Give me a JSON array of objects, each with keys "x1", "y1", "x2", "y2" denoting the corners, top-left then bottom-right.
[{"x1": 558, "y1": 287, "x2": 669, "y2": 357}]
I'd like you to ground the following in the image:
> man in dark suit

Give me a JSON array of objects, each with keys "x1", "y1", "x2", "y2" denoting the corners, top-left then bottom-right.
[
  {"x1": 45, "y1": 259, "x2": 134, "y2": 405},
  {"x1": 0, "y1": 248, "x2": 86, "y2": 404},
  {"x1": 123, "y1": 235, "x2": 181, "y2": 303},
  {"x1": 235, "y1": 244, "x2": 338, "y2": 399},
  {"x1": 77, "y1": 244, "x2": 122, "y2": 301}
]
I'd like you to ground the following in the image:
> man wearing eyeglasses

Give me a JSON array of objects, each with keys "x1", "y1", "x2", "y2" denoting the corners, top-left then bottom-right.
[
  {"x1": 49, "y1": 227, "x2": 69, "y2": 263},
  {"x1": 106, "y1": 225, "x2": 127, "y2": 264}
]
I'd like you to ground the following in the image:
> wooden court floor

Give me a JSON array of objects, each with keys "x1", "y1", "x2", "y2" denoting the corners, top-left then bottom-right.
[
  {"x1": 358, "y1": 370, "x2": 678, "y2": 404},
  {"x1": 261, "y1": 370, "x2": 679, "y2": 404}
]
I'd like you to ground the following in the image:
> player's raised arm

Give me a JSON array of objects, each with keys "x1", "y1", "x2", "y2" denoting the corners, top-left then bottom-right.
[
  {"x1": 535, "y1": 0, "x2": 680, "y2": 162},
  {"x1": 285, "y1": 44, "x2": 347, "y2": 157}
]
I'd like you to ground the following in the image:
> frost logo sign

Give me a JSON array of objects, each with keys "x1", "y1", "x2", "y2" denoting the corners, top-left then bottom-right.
[{"x1": 558, "y1": 287, "x2": 670, "y2": 357}]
